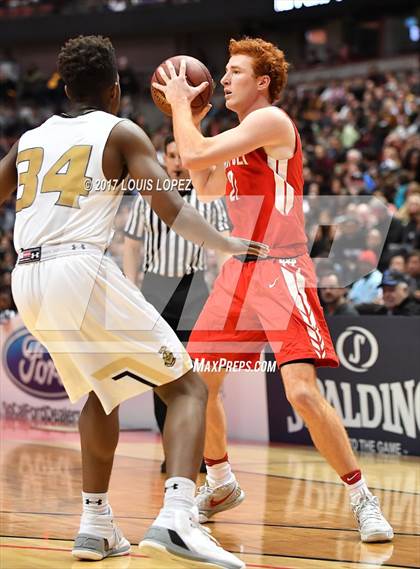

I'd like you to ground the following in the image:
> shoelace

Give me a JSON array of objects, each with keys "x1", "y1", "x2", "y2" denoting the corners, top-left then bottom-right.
[
  {"x1": 353, "y1": 496, "x2": 384, "y2": 524},
  {"x1": 197, "y1": 483, "x2": 213, "y2": 496},
  {"x1": 190, "y1": 518, "x2": 221, "y2": 546}
]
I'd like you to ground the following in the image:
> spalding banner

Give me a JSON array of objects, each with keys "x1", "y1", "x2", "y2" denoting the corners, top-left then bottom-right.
[
  {"x1": 266, "y1": 317, "x2": 420, "y2": 456},
  {"x1": 3, "y1": 327, "x2": 67, "y2": 399}
]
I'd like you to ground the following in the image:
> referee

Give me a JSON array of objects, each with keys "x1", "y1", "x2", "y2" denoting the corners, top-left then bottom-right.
[{"x1": 123, "y1": 135, "x2": 230, "y2": 472}]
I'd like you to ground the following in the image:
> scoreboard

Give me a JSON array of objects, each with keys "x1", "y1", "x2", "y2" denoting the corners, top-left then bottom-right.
[{"x1": 274, "y1": 0, "x2": 344, "y2": 12}]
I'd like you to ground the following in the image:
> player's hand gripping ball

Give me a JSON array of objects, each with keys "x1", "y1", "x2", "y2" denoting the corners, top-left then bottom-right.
[{"x1": 151, "y1": 55, "x2": 214, "y2": 116}]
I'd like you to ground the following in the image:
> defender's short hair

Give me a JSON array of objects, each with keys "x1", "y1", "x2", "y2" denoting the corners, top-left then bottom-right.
[
  {"x1": 229, "y1": 37, "x2": 289, "y2": 103},
  {"x1": 58, "y1": 35, "x2": 117, "y2": 100}
]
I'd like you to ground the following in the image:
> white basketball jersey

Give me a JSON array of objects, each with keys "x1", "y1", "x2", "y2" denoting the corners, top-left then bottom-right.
[{"x1": 14, "y1": 110, "x2": 125, "y2": 252}]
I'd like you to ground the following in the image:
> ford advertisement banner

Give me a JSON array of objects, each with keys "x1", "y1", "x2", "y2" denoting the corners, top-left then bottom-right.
[
  {"x1": 3, "y1": 327, "x2": 67, "y2": 400},
  {"x1": 0, "y1": 316, "x2": 156, "y2": 430},
  {"x1": 266, "y1": 317, "x2": 420, "y2": 456}
]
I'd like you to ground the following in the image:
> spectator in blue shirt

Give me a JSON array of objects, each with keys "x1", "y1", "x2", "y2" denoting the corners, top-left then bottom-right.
[
  {"x1": 348, "y1": 250, "x2": 383, "y2": 304},
  {"x1": 357, "y1": 270, "x2": 420, "y2": 316}
]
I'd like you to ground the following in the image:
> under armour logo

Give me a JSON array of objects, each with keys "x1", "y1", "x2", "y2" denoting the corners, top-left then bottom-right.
[
  {"x1": 85, "y1": 498, "x2": 103, "y2": 505},
  {"x1": 19, "y1": 246, "x2": 41, "y2": 264},
  {"x1": 165, "y1": 483, "x2": 179, "y2": 492}
]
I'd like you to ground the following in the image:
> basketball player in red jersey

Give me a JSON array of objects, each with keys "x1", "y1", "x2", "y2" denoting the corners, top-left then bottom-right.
[{"x1": 153, "y1": 37, "x2": 393, "y2": 542}]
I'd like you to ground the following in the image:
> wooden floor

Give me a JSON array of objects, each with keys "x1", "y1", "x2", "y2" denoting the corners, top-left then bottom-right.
[{"x1": 1, "y1": 422, "x2": 419, "y2": 569}]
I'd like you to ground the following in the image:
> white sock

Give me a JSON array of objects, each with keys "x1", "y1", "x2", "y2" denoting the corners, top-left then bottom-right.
[
  {"x1": 82, "y1": 491, "x2": 110, "y2": 516},
  {"x1": 346, "y1": 477, "x2": 372, "y2": 504},
  {"x1": 206, "y1": 461, "x2": 235, "y2": 488},
  {"x1": 154, "y1": 477, "x2": 196, "y2": 529},
  {"x1": 80, "y1": 492, "x2": 113, "y2": 539},
  {"x1": 163, "y1": 477, "x2": 195, "y2": 511}
]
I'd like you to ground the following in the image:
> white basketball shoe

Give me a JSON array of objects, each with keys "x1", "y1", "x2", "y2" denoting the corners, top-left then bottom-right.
[
  {"x1": 139, "y1": 509, "x2": 245, "y2": 568},
  {"x1": 352, "y1": 494, "x2": 394, "y2": 542},
  {"x1": 196, "y1": 479, "x2": 245, "y2": 523},
  {"x1": 72, "y1": 506, "x2": 130, "y2": 560}
]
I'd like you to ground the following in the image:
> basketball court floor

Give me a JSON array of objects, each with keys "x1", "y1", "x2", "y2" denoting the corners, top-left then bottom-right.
[{"x1": 1, "y1": 421, "x2": 419, "y2": 568}]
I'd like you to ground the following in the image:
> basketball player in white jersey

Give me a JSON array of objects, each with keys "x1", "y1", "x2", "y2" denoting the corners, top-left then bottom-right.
[{"x1": 0, "y1": 35, "x2": 268, "y2": 568}]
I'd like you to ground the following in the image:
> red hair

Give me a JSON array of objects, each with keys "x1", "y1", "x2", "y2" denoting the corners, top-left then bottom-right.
[{"x1": 229, "y1": 37, "x2": 289, "y2": 103}]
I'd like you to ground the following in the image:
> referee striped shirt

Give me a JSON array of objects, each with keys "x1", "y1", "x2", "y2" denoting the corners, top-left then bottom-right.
[{"x1": 124, "y1": 188, "x2": 230, "y2": 277}]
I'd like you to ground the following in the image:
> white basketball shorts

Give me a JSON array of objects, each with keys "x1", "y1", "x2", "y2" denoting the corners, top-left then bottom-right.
[{"x1": 11, "y1": 244, "x2": 192, "y2": 414}]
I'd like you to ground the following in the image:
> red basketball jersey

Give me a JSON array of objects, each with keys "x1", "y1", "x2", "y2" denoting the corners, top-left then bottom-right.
[{"x1": 224, "y1": 117, "x2": 307, "y2": 257}]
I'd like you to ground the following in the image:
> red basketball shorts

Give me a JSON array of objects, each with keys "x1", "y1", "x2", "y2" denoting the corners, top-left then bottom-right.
[{"x1": 187, "y1": 254, "x2": 339, "y2": 368}]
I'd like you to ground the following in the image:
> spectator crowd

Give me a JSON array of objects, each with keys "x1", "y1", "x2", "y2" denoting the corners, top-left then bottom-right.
[
  {"x1": 0, "y1": 0, "x2": 198, "y2": 19},
  {"x1": 0, "y1": 50, "x2": 419, "y2": 320}
]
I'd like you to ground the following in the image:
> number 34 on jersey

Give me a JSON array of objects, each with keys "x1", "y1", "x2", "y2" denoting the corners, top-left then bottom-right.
[{"x1": 16, "y1": 145, "x2": 93, "y2": 212}]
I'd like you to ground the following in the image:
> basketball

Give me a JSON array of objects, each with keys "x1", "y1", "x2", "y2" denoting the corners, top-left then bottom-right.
[{"x1": 151, "y1": 55, "x2": 214, "y2": 116}]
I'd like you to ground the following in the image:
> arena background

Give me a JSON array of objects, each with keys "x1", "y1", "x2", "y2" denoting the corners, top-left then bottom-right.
[{"x1": 0, "y1": 0, "x2": 419, "y2": 458}]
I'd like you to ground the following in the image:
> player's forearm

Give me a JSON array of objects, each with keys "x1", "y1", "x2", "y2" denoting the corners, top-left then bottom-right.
[
  {"x1": 123, "y1": 239, "x2": 140, "y2": 284},
  {"x1": 173, "y1": 107, "x2": 218, "y2": 200},
  {"x1": 172, "y1": 102, "x2": 210, "y2": 169},
  {"x1": 171, "y1": 202, "x2": 228, "y2": 252},
  {"x1": 173, "y1": 105, "x2": 222, "y2": 201},
  {"x1": 215, "y1": 230, "x2": 231, "y2": 268}
]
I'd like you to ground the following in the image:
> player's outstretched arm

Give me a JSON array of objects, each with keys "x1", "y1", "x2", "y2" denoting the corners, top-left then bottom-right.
[
  {"x1": 113, "y1": 121, "x2": 269, "y2": 258},
  {"x1": 0, "y1": 142, "x2": 18, "y2": 208}
]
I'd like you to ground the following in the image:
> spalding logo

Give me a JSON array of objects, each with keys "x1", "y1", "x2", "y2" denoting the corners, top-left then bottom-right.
[
  {"x1": 3, "y1": 328, "x2": 67, "y2": 399},
  {"x1": 336, "y1": 325, "x2": 379, "y2": 373}
]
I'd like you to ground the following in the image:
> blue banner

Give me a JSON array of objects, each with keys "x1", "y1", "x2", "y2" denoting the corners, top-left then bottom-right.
[{"x1": 266, "y1": 317, "x2": 420, "y2": 456}]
